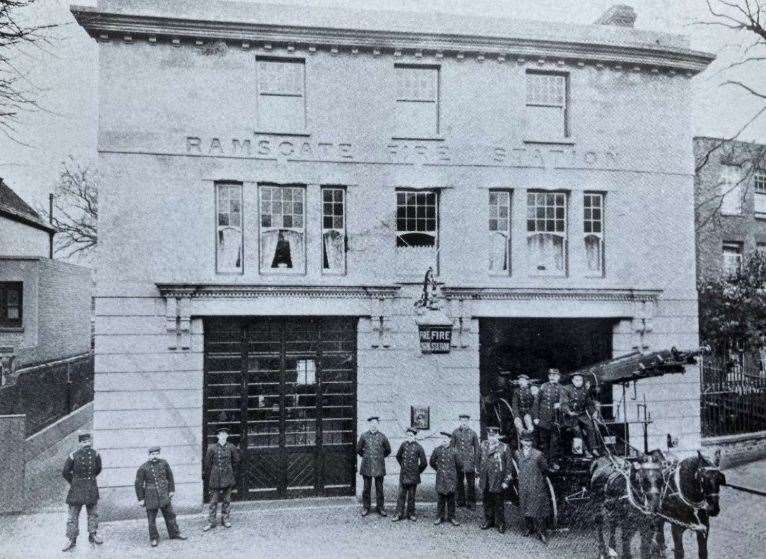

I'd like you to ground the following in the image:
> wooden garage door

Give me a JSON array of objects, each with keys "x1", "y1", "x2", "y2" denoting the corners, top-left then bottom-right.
[{"x1": 204, "y1": 317, "x2": 357, "y2": 500}]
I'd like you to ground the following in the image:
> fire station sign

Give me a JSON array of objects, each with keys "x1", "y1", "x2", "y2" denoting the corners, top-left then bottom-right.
[{"x1": 418, "y1": 325, "x2": 452, "y2": 354}]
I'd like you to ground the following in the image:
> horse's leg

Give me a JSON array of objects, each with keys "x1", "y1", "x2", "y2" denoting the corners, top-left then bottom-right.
[
  {"x1": 671, "y1": 525, "x2": 685, "y2": 559},
  {"x1": 620, "y1": 515, "x2": 634, "y2": 559},
  {"x1": 595, "y1": 504, "x2": 608, "y2": 559},
  {"x1": 656, "y1": 520, "x2": 667, "y2": 555},
  {"x1": 696, "y1": 518, "x2": 709, "y2": 559}
]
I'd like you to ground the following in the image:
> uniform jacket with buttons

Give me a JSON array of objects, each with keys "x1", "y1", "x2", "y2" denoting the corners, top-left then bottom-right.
[
  {"x1": 512, "y1": 386, "x2": 536, "y2": 420},
  {"x1": 357, "y1": 430, "x2": 391, "y2": 477},
  {"x1": 450, "y1": 426, "x2": 480, "y2": 473},
  {"x1": 561, "y1": 384, "x2": 596, "y2": 427},
  {"x1": 62, "y1": 446, "x2": 101, "y2": 505},
  {"x1": 204, "y1": 442, "x2": 241, "y2": 489},
  {"x1": 534, "y1": 382, "x2": 565, "y2": 429},
  {"x1": 478, "y1": 440, "x2": 513, "y2": 493},
  {"x1": 429, "y1": 444, "x2": 460, "y2": 495},
  {"x1": 395, "y1": 440, "x2": 427, "y2": 486},
  {"x1": 135, "y1": 458, "x2": 176, "y2": 510}
]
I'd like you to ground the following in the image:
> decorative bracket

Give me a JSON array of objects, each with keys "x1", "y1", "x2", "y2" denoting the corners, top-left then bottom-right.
[
  {"x1": 370, "y1": 294, "x2": 393, "y2": 348},
  {"x1": 162, "y1": 287, "x2": 195, "y2": 351}
]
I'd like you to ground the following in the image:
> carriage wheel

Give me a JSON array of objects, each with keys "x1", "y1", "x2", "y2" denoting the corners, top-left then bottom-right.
[
  {"x1": 546, "y1": 476, "x2": 559, "y2": 530},
  {"x1": 509, "y1": 457, "x2": 521, "y2": 506}
]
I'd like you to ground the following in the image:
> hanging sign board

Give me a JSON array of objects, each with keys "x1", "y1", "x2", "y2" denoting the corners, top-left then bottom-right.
[{"x1": 418, "y1": 324, "x2": 452, "y2": 354}]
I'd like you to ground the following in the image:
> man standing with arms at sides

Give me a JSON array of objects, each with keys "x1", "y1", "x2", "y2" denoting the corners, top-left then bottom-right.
[
  {"x1": 135, "y1": 446, "x2": 187, "y2": 547},
  {"x1": 451, "y1": 413, "x2": 479, "y2": 510},
  {"x1": 61, "y1": 433, "x2": 103, "y2": 552},
  {"x1": 203, "y1": 427, "x2": 240, "y2": 531},
  {"x1": 392, "y1": 427, "x2": 427, "y2": 522},
  {"x1": 534, "y1": 368, "x2": 565, "y2": 471},
  {"x1": 478, "y1": 426, "x2": 513, "y2": 533},
  {"x1": 357, "y1": 416, "x2": 391, "y2": 516},
  {"x1": 430, "y1": 431, "x2": 461, "y2": 527},
  {"x1": 514, "y1": 431, "x2": 551, "y2": 544}
]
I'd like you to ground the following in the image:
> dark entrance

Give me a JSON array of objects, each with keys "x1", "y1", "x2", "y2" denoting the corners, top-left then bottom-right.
[
  {"x1": 203, "y1": 317, "x2": 357, "y2": 500},
  {"x1": 479, "y1": 318, "x2": 618, "y2": 432}
]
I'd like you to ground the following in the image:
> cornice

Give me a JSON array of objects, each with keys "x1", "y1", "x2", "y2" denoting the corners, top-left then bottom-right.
[
  {"x1": 71, "y1": 7, "x2": 714, "y2": 74},
  {"x1": 155, "y1": 283, "x2": 400, "y2": 300},
  {"x1": 441, "y1": 287, "x2": 662, "y2": 303}
]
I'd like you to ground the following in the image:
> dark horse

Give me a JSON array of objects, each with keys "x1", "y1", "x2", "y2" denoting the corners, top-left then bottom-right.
[
  {"x1": 590, "y1": 456, "x2": 665, "y2": 559},
  {"x1": 654, "y1": 451, "x2": 725, "y2": 559}
]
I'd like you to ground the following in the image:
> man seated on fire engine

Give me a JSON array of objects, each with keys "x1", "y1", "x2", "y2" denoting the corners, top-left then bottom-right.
[
  {"x1": 511, "y1": 374, "x2": 536, "y2": 443},
  {"x1": 561, "y1": 372, "x2": 600, "y2": 458}
]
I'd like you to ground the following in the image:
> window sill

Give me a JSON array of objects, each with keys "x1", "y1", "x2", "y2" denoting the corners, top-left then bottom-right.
[
  {"x1": 523, "y1": 138, "x2": 575, "y2": 146},
  {"x1": 0, "y1": 326, "x2": 23, "y2": 333},
  {"x1": 259, "y1": 269, "x2": 307, "y2": 276},
  {"x1": 254, "y1": 130, "x2": 311, "y2": 137},
  {"x1": 755, "y1": 213, "x2": 766, "y2": 220},
  {"x1": 720, "y1": 213, "x2": 746, "y2": 218},
  {"x1": 391, "y1": 135, "x2": 445, "y2": 142}
]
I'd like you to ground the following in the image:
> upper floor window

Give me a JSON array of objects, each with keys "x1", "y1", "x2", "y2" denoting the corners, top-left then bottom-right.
[
  {"x1": 260, "y1": 185, "x2": 306, "y2": 274},
  {"x1": 489, "y1": 190, "x2": 511, "y2": 275},
  {"x1": 722, "y1": 242, "x2": 743, "y2": 278},
  {"x1": 396, "y1": 190, "x2": 438, "y2": 247},
  {"x1": 527, "y1": 191, "x2": 567, "y2": 275},
  {"x1": 755, "y1": 172, "x2": 766, "y2": 216},
  {"x1": 257, "y1": 58, "x2": 306, "y2": 132},
  {"x1": 394, "y1": 65, "x2": 439, "y2": 138},
  {"x1": 216, "y1": 183, "x2": 243, "y2": 274},
  {"x1": 0, "y1": 283, "x2": 22, "y2": 328},
  {"x1": 322, "y1": 187, "x2": 346, "y2": 274},
  {"x1": 526, "y1": 71, "x2": 568, "y2": 140},
  {"x1": 584, "y1": 192, "x2": 605, "y2": 276},
  {"x1": 720, "y1": 166, "x2": 743, "y2": 215}
]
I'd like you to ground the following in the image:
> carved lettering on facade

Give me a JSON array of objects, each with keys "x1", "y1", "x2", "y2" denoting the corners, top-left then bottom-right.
[{"x1": 490, "y1": 146, "x2": 619, "y2": 169}]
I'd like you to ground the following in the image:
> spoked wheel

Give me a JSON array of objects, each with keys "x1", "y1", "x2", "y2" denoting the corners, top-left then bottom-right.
[{"x1": 546, "y1": 476, "x2": 559, "y2": 530}]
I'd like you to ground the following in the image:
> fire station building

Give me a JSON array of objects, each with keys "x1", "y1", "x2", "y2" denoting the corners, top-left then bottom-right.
[{"x1": 73, "y1": 1, "x2": 713, "y2": 518}]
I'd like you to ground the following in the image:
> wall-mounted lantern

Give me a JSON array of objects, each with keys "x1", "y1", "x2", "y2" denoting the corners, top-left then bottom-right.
[{"x1": 414, "y1": 267, "x2": 453, "y2": 354}]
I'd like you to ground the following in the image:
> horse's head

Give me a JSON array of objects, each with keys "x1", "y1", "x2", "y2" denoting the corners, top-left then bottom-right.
[
  {"x1": 696, "y1": 450, "x2": 725, "y2": 517},
  {"x1": 632, "y1": 459, "x2": 664, "y2": 513}
]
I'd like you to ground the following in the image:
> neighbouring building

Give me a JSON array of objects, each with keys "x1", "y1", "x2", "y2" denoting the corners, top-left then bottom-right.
[{"x1": 73, "y1": 0, "x2": 713, "y2": 518}]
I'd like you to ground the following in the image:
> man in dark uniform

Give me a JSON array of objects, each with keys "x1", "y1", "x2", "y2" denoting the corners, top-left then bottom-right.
[
  {"x1": 135, "y1": 446, "x2": 187, "y2": 547},
  {"x1": 478, "y1": 426, "x2": 513, "y2": 533},
  {"x1": 61, "y1": 433, "x2": 103, "y2": 552},
  {"x1": 511, "y1": 374, "x2": 536, "y2": 439},
  {"x1": 450, "y1": 414, "x2": 479, "y2": 509},
  {"x1": 514, "y1": 430, "x2": 551, "y2": 544},
  {"x1": 357, "y1": 416, "x2": 391, "y2": 516},
  {"x1": 430, "y1": 431, "x2": 461, "y2": 526},
  {"x1": 203, "y1": 427, "x2": 240, "y2": 531},
  {"x1": 533, "y1": 368, "x2": 565, "y2": 471},
  {"x1": 393, "y1": 427, "x2": 427, "y2": 522},
  {"x1": 562, "y1": 372, "x2": 600, "y2": 457}
]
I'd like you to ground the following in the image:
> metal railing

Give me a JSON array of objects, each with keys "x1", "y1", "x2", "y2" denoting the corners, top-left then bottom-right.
[
  {"x1": 0, "y1": 352, "x2": 94, "y2": 437},
  {"x1": 701, "y1": 354, "x2": 766, "y2": 437}
]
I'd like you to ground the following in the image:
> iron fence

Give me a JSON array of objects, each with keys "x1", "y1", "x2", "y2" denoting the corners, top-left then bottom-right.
[
  {"x1": 701, "y1": 354, "x2": 766, "y2": 437},
  {"x1": 0, "y1": 352, "x2": 94, "y2": 437}
]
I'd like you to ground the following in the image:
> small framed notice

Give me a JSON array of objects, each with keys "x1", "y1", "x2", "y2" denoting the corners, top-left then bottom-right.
[{"x1": 410, "y1": 405, "x2": 430, "y2": 430}]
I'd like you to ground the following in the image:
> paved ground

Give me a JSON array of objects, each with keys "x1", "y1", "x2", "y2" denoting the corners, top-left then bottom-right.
[{"x1": 1, "y1": 459, "x2": 763, "y2": 558}]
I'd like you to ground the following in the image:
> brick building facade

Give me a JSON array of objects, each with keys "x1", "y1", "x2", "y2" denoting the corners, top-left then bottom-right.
[{"x1": 73, "y1": 0, "x2": 713, "y2": 518}]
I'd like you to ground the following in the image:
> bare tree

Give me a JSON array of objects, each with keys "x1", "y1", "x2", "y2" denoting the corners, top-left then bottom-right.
[
  {"x1": 0, "y1": 0, "x2": 57, "y2": 143},
  {"x1": 40, "y1": 158, "x2": 98, "y2": 258}
]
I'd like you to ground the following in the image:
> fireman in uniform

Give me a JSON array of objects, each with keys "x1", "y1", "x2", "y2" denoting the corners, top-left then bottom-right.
[
  {"x1": 430, "y1": 431, "x2": 461, "y2": 526},
  {"x1": 562, "y1": 372, "x2": 600, "y2": 457},
  {"x1": 514, "y1": 430, "x2": 551, "y2": 544},
  {"x1": 61, "y1": 433, "x2": 103, "y2": 552},
  {"x1": 135, "y1": 446, "x2": 187, "y2": 547},
  {"x1": 357, "y1": 416, "x2": 391, "y2": 516},
  {"x1": 533, "y1": 368, "x2": 565, "y2": 471},
  {"x1": 450, "y1": 414, "x2": 479, "y2": 509},
  {"x1": 478, "y1": 426, "x2": 513, "y2": 533},
  {"x1": 511, "y1": 374, "x2": 536, "y2": 441},
  {"x1": 392, "y1": 427, "x2": 427, "y2": 521},
  {"x1": 203, "y1": 427, "x2": 241, "y2": 531}
]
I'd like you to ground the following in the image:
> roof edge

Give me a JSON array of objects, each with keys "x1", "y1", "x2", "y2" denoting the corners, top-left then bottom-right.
[{"x1": 0, "y1": 204, "x2": 57, "y2": 234}]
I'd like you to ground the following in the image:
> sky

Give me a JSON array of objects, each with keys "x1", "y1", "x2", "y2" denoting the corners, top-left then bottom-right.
[{"x1": 0, "y1": 0, "x2": 764, "y2": 212}]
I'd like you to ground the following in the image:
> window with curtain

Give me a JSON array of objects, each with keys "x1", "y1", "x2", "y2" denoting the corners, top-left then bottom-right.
[
  {"x1": 722, "y1": 242, "x2": 743, "y2": 278},
  {"x1": 584, "y1": 192, "x2": 604, "y2": 276},
  {"x1": 395, "y1": 65, "x2": 439, "y2": 137},
  {"x1": 257, "y1": 58, "x2": 306, "y2": 132},
  {"x1": 719, "y1": 166, "x2": 743, "y2": 215},
  {"x1": 322, "y1": 187, "x2": 346, "y2": 274},
  {"x1": 526, "y1": 71, "x2": 568, "y2": 140},
  {"x1": 527, "y1": 191, "x2": 567, "y2": 275},
  {"x1": 216, "y1": 183, "x2": 243, "y2": 274},
  {"x1": 260, "y1": 185, "x2": 306, "y2": 273},
  {"x1": 488, "y1": 190, "x2": 511, "y2": 275},
  {"x1": 396, "y1": 190, "x2": 438, "y2": 247},
  {"x1": 0, "y1": 283, "x2": 22, "y2": 327},
  {"x1": 755, "y1": 172, "x2": 766, "y2": 216}
]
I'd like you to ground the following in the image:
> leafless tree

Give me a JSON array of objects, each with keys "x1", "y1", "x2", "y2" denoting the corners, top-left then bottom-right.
[
  {"x1": 40, "y1": 158, "x2": 98, "y2": 258},
  {"x1": 0, "y1": 0, "x2": 57, "y2": 143}
]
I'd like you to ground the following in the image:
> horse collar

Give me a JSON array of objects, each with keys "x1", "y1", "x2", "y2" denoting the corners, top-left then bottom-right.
[{"x1": 674, "y1": 464, "x2": 705, "y2": 510}]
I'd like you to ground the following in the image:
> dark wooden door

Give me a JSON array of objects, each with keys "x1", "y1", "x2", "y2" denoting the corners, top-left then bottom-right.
[{"x1": 203, "y1": 317, "x2": 357, "y2": 501}]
